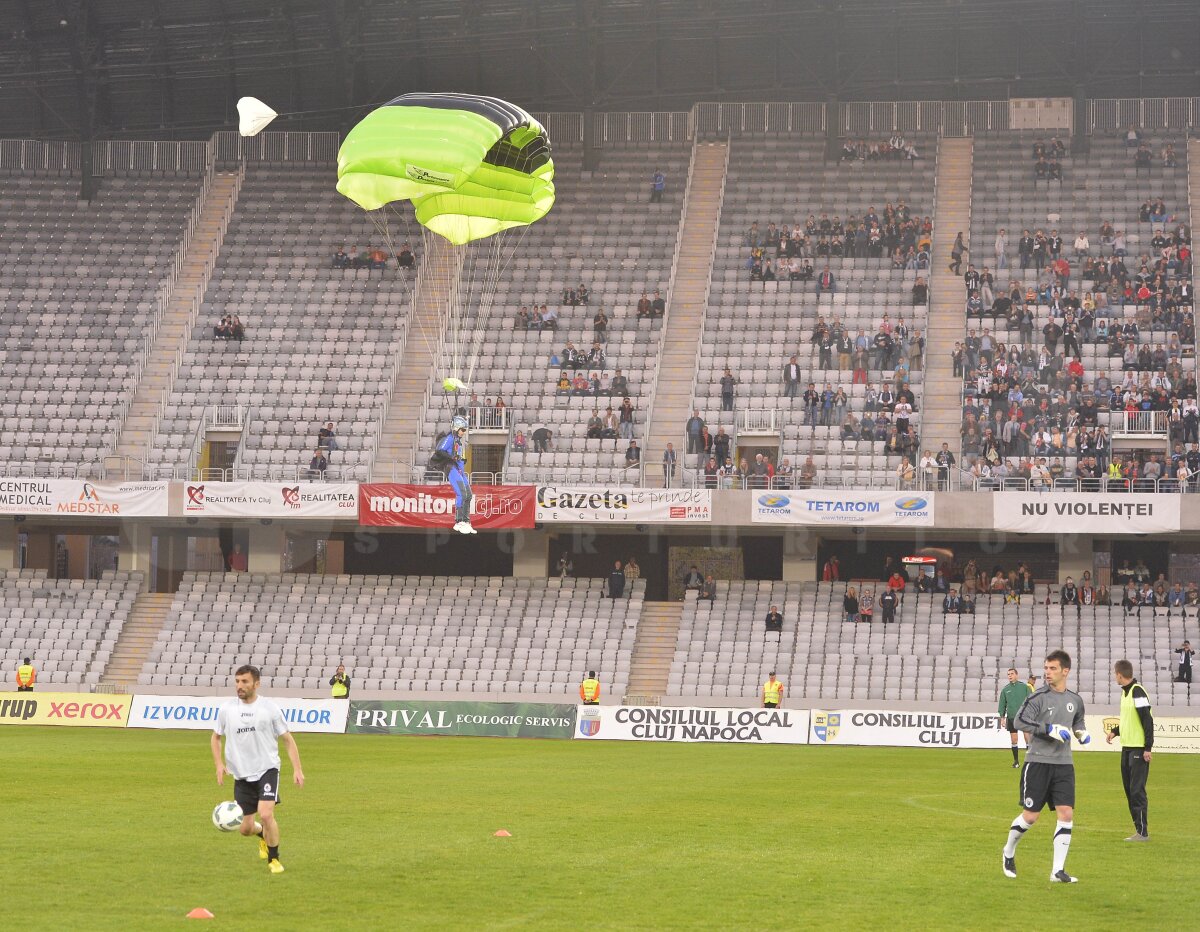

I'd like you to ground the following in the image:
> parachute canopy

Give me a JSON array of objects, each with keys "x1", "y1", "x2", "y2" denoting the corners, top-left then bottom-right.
[
  {"x1": 237, "y1": 97, "x2": 278, "y2": 137},
  {"x1": 335, "y1": 93, "x2": 554, "y2": 245}
]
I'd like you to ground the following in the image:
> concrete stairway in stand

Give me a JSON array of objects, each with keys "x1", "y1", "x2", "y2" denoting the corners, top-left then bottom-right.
[
  {"x1": 645, "y1": 142, "x2": 728, "y2": 485},
  {"x1": 101, "y1": 592, "x2": 175, "y2": 687},
  {"x1": 374, "y1": 236, "x2": 463, "y2": 479},
  {"x1": 115, "y1": 173, "x2": 241, "y2": 461},
  {"x1": 625, "y1": 601, "x2": 683, "y2": 700},
  {"x1": 921, "y1": 137, "x2": 974, "y2": 456}
]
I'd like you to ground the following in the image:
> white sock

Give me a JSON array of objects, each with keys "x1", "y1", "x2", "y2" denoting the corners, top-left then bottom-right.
[
  {"x1": 1003, "y1": 815, "x2": 1033, "y2": 858},
  {"x1": 254, "y1": 821, "x2": 263, "y2": 836},
  {"x1": 1052, "y1": 820, "x2": 1073, "y2": 873}
]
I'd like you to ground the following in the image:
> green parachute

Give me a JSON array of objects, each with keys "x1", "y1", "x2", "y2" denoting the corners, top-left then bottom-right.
[{"x1": 336, "y1": 93, "x2": 554, "y2": 246}]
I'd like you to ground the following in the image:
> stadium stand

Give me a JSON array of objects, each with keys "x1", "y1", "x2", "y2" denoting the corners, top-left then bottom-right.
[
  {"x1": 699, "y1": 135, "x2": 937, "y2": 487},
  {"x1": 959, "y1": 134, "x2": 1193, "y2": 485},
  {"x1": 668, "y1": 580, "x2": 1196, "y2": 707},
  {"x1": 140, "y1": 573, "x2": 640, "y2": 696},
  {"x1": 413, "y1": 144, "x2": 689, "y2": 485},
  {"x1": 142, "y1": 167, "x2": 417, "y2": 481},
  {"x1": 0, "y1": 174, "x2": 201, "y2": 471},
  {"x1": 0, "y1": 569, "x2": 141, "y2": 687}
]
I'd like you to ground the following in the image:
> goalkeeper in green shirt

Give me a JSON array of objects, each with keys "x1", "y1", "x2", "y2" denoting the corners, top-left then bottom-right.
[{"x1": 998, "y1": 668, "x2": 1033, "y2": 768}]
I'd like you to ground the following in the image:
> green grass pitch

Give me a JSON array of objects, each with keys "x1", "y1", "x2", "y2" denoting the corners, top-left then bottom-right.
[{"x1": 8, "y1": 727, "x2": 1197, "y2": 930}]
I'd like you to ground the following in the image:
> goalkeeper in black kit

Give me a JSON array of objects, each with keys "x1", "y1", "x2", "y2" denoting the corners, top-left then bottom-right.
[{"x1": 1001, "y1": 650, "x2": 1090, "y2": 884}]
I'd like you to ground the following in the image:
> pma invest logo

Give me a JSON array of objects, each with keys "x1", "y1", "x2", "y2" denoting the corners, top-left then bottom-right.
[
  {"x1": 757, "y1": 494, "x2": 791, "y2": 510},
  {"x1": 894, "y1": 497, "x2": 928, "y2": 511}
]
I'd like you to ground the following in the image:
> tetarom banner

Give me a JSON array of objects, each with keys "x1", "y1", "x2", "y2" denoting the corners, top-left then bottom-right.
[
  {"x1": 574, "y1": 705, "x2": 810, "y2": 744},
  {"x1": 347, "y1": 700, "x2": 576, "y2": 738},
  {"x1": 752, "y1": 490, "x2": 934, "y2": 526},
  {"x1": 358, "y1": 484, "x2": 536, "y2": 529},
  {"x1": 535, "y1": 487, "x2": 713, "y2": 523},
  {"x1": 129, "y1": 695, "x2": 348, "y2": 733},
  {"x1": 182, "y1": 482, "x2": 358, "y2": 518},
  {"x1": 809, "y1": 709, "x2": 1011, "y2": 749},
  {"x1": 0, "y1": 479, "x2": 169, "y2": 517},
  {"x1": 992, "y1": 493, "x2": 1180, "y2": 534}
]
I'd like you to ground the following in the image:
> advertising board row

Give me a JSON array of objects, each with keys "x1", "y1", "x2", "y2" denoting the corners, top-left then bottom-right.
[
  {"x1": 6, "y1": 694, "x2": 1198, "y2": 753},
  {"x1": 0, "y1": 482, "x2": 1189, "y2": 533}
]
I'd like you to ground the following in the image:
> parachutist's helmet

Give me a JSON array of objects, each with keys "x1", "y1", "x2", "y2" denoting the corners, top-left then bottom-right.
[{"x1": 452, "y1": 415, "x2": 469, "y2": 432}]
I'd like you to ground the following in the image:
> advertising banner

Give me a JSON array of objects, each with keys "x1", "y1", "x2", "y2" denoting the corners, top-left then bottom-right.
[
  {"x1": 574, "y1": 705, "x2": 810, "y2": 744},
  {"x1": 0, "y1": 479, "x2": 169, "y2": 517},
  {"x1": 129, "y1": 695, "x2": 348, "y2": 733},
  {"x1": 536, "y1": 487, "x2": 712, "y2": 523},
  {"x1": 357, "y1": 484, "x2": 535, "y2": 529},
  {"x1": 992, "y1": 493, "x2": 1180, "y2": 534},
  {"x1": 809, "y1": 709, "x2": 1011, "y2": 749},
  {"x1": 0, "y1": 692, "x2": 132, "y2": 727},
  {"x1": 183, "y1": 482, "x2": 358, "y2": 518},
  {"x1": 752, "y1": 490, "x2": 934, "y2": 526},
  {"x1": 347, "y1": 700, "x2": 576, "y2": 737},
  {"x1": 1078, "y1": 713, "x2": 1200, "y2": 754}
]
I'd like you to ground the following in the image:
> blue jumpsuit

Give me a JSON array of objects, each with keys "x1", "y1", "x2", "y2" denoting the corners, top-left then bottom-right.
[{"x1": 436, "y1": 430, "x2": 472, "y2": 523}]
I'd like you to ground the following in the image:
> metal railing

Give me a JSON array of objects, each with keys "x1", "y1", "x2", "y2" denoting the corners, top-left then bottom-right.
[
  {"x1": 740, "y1": 410, "x2": 779, "y2": 432},
  {"x1": 694, "y1": 102, "x2": 826, "y2": 137},
  {"x1": 469, "y1": 408, "x2": 509, "y2": 431},
  {"x1": 214, "y1": 130, "x2": 341, "y2": 166},
  {"x1": 961, "y1": 475, "x2": 1196, "y2": 494},
  {"x1": 206, "y1": 405, "x2": 246, "y2": 431},
  {"x1": 1114, "y1": 410, "x2": 1170, "y2": 435}
]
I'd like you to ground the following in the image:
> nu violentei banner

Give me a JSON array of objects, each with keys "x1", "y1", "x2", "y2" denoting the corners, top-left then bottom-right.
[
  {"x1": 536, "y1": 487, "x2": 712, "y2": 523},
  {"x1": 129, "y1": 695, "x2": 348, "y2": 733},
  {"x1": 992, "y1": 493, "x2": 1180, "y2": 534},
  {"x1": 810, "y1": 709, "x2": 1010, "y2": 748},
  {"x1": 347, "y1": 700, "x2": 576, "y2": 738},
  {"x1": 574, "y1": 705, "x2": 810, "y2": 744},
  {"x1": 752, "y1": 490, "x2": 934, "y2": 526},
  {"x1": 0, "y1": 479, "x2": 168, "y2": 517}
]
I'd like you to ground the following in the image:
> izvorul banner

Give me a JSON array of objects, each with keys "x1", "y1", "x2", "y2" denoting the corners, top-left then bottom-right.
[
  {"x1": 347, "y1": 700, "x2": 576, "y2": 738},
  {"x1": 129, "y1": 695, "x2": 348, "y2": 733}
]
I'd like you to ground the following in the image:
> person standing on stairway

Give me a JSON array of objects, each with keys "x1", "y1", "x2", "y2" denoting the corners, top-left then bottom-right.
[{"x1": 949, "y1": 232, "x2": 968, "y2": 275}]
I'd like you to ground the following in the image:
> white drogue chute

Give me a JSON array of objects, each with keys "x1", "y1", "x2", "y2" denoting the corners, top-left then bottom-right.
[{"x1": 237, "y1": 97, "x2": 278, "y2": 137}]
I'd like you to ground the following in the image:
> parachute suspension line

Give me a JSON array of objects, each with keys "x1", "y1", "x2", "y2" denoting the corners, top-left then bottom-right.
[{"x1": 470, "y1": 224, "x2": 529, "y2": 387}]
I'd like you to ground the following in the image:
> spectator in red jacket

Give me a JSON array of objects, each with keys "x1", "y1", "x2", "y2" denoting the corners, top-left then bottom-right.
[{"x1": 887, "y1": 571, "x2": 907, "y2": 592}]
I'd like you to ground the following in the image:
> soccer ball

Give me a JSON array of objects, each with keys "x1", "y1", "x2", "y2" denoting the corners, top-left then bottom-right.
[{"x1": 212, "y1": 801, "x2": 244, "y2": 832}]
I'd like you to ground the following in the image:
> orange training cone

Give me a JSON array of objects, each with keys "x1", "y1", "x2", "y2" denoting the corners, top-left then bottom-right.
[
  {"x1": 493, "y1": 830, "x2": 512, "y2": 837},
  {"x1": 186, "y1": 908, "x2": 215, "y2": 919}
]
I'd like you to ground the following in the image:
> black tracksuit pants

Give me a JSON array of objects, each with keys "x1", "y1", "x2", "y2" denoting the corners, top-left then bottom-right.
[{"x1": 1121, "y1": 747, "x2": 1150, "y2": 835}]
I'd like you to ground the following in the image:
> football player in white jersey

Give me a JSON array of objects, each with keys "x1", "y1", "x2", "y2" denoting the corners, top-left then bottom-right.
[{"x1": 211, "y1": 665, "x2": 305, "y2": 873}]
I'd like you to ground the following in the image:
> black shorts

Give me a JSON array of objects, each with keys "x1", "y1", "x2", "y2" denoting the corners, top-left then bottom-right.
[
  {"x1": 1006, "y1": 722, "x2": 1020, "y2": 735},
  {"x1": 763, "y1": 701, "x2": 779, "y2": 708},
  {"x1": 234, "y1": 768, "x2": 281, "y2": 816},
  {"x1": 1020, "y1": 761, "x2": 1075, "y2": 812}
]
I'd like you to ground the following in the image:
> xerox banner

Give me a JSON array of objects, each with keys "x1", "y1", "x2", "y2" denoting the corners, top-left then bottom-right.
[
  {"x1": 752, "y1": 490, "x2": 935, "y2": 526},
  {"x1": 992, "y1": 493, "x2": 1180, "y2": 534},
  {"x1": 129, "y1": 695, "x2": 348, "y2": 733},
  {"x1": 809, "y1": 709, "x2": 1011, "y2": 749},
  {"x1": 574, "y1": 705, "x2": 810, "y2": 744},
  {"x1": 0, "y1": 479, "x2": 169, "y2": 517},
  {"x1": 0, "y1": 692, "x2": 132, "y2": 727},
  {"x1": 535, "y1": 487, "x2": 712, "y2": 523},
  {"x1": 347, "y1": 700, "x2": 575, "y2": 737},
  {"x1": 182, "y1": 482, "x2": 358, "y2": 518},
  {"x1": 357, "y1": 484, "x2": 535, "y2": 529}
]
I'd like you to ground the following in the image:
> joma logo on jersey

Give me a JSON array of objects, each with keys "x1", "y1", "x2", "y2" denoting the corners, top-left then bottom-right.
[{"x1": 236, "y1": 726, "x2": 257, "y2": 735}]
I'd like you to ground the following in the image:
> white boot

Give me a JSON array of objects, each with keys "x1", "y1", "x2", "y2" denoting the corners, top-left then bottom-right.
[
  {"x1": 453, "y1": 521, "x2": 472, "y2": 535},
  {"x1": 465, "y1": 522, "x2": 478, "y2": 534}
]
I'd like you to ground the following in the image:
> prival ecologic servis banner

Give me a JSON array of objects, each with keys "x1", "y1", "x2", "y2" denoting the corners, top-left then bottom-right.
[
  {"x1": 346, "y1": 699, "x2": 576, "y2": 738},
  {"x1": 752, "y1": 490, "x2": 934, "y2": 526}
]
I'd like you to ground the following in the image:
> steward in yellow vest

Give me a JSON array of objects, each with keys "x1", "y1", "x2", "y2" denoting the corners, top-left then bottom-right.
[
  {"x1": 762, "y1": 673, "x2": 784, "y2": 708},
  {"x1": 579, "y1": 672, "x2": 601, "y2": 705},
  {"x1": 16, "y1": 658, "x2": 36, "y2": 692},
  {"x1": 329, "y1": 664, "x2": 350, "y2": 699},
  {"x1": 1107, "y1": 660, "x2": 1154, "y2": 840}
]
